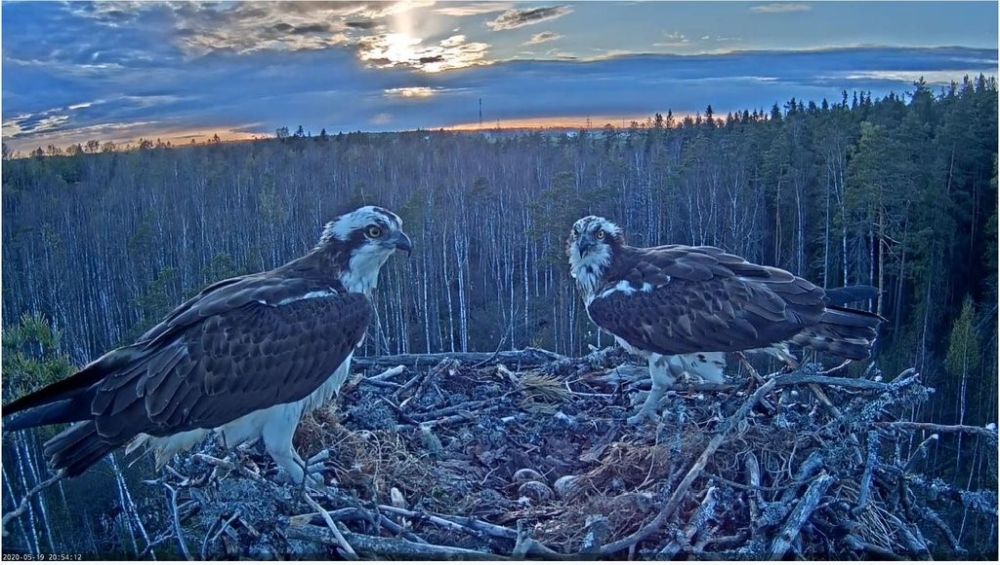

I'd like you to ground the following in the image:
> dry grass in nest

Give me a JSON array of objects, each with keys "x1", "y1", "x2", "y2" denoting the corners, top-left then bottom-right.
[
  {"x1": 528, "y1": 491, "x2": 658, "y2": 549},
  {"x1": 516, "y1": 372, "x2": 571, "y2": 413},
  {"x1": 584, "y1": 442, "x2": 674, "y2": 491},
  {"x1": 294, "y1": 410, "x2": 437, "y2": 500},
  {"x1": 836, "y1": 481, "x2": 897, "y2": 550}
]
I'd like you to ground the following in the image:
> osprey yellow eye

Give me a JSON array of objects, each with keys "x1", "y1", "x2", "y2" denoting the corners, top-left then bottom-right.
[
  {"x1": 367, "y1": 226, "x2": 383, "y2": 238},
  {"x1": 596, "y1": 229, "x2": 606, "y2": 240}
]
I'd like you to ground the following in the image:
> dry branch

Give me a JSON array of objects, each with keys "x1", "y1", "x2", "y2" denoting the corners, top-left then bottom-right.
[
  {"x1": 286, "y1": 524, "x2": 505, "y2": 560},
  {"x1": 358, "y1": 347, "x2": 567, "y2": 369},
  {"x1": 768, "y1": 472, "x2": 835, "y2": 559}
]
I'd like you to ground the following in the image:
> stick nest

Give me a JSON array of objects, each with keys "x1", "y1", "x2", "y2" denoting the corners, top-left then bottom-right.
[{"x1": 145, "y1": 349, "x2": 997, "y2": 559}]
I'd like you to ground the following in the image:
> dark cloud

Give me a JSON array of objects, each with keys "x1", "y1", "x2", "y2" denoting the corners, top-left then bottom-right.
[
  {"x1": 486, "y1": 6, "x2": 573, "y2": 31},
  {"x1": 345, "y1": 20, "x2": 378, "y2": 30},
  {"x1": 525, "y1": 31, "x2": 562, "y2": 45}
]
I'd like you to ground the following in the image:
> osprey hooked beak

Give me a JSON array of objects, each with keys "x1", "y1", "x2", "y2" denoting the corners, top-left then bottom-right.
[
  {"x1": 390, "y1": 231, "x2": 413, "y2": 257},
  {"x1": 577, "y1": 233, "x2": 596, "y2": 256}
]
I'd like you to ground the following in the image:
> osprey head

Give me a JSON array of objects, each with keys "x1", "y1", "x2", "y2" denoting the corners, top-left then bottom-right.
[
  {"x1": 320, "y1": 205, "x2": 412, "y2": 293},
  {"x1": 567, "y1": 215, "x2": 624, "y2": 295}
]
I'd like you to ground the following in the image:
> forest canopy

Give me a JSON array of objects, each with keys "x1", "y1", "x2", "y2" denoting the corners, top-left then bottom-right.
[{"x1": 4, "y1": 77, "x2": 996, "y2": 426}]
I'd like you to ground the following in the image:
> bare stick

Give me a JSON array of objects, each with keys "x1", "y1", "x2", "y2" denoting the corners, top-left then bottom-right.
[
  {"x1": 1, "y1": 470, "x2": 64, "y2": 537},
  {"x1": 423, "y1": 511, "x2": 518, "y2": 540},
  {"x1": 202, "y1": 511, "x2": 241, "y2": 559},
  {"x1": 303, "y1": 492, "x2": 359, "y2": 560},
  {"x1": 844, "y1": 534, "x2": 906, "y2": 560},
  {"x1": 808, "y1": 382, "x2": 864, "y2": 464},
  {"x1": 876, "y1": 421, "x2": 998, "y2": 442},
  {"x1": 658, "y1": 486, "x2": 718, "y2": 558},
  {"x1": 853, "y1": 431, "x2": 879, "y2": 516},
  {"x1": 368, "y1": 364, "x2": 406, "y2": 382},
  {"x1": 904, "y1": 434, "x2": 939, "y2": 471},
  {"x1": 192, "y1": 453, "x2": 265, "y2": 482},
  {"x1": 358, "y1": 347, "x2": 566, "y2": 370},
  {"x1": 378, "y1": 505, "x2": 489, "y2": 539},
  {"x1": 410, "y1": 398, "x2": 498, "y2": 420},
  {"x1": 772, "y1": 373, "x2": 910, "y2": 392},
  {"x1": 598, "y1": 378, "x2": 778, "y2": 555},
  {"x1": 161, "y1": 482, "x2": 192, "y2": 560},
  {"x1": 768, "y1": 472, "x2": 835, "y2": 559},
  {"x1": 286, "y1": 524, "x2": 505, "y2": 560}
]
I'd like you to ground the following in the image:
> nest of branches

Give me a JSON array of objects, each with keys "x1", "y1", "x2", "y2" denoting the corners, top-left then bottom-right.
[{"x1": 74, "y1": 348, "x2": 997, "y2": 560}]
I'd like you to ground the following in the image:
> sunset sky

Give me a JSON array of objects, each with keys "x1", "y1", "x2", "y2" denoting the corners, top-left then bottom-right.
[{"x1": 2, "y1": 1, "x2": 997, "y2": 152}]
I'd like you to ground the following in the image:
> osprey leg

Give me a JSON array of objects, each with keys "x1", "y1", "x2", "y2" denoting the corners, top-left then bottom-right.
[
  {"x1": 261, "y1": 410, "x2": 324, "y2": 487},
  {"x1": 628, "y1": 354, "x2": 675, "y2": 425}
]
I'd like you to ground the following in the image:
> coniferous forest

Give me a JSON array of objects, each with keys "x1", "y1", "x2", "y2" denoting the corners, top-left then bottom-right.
[{"x1": 2, "y1": 77, "x2": 997, "y2": 557}]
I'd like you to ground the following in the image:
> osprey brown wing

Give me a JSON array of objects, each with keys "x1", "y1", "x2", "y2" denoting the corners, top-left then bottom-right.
[
  {"x1": 87, "y1": 283, "x2": 371, "y2": 443},
  {"x1": 586, "y1": 246, "x2": 826, "y2": 355}
]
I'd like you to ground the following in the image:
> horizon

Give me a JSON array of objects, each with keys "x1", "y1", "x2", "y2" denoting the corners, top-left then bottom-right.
[
  {"x1": 2, "y1": 1, "x2": 997, "y2": 153},
  {"x1": 6, "y1": 77, "x2": 997, "y2": 158}
]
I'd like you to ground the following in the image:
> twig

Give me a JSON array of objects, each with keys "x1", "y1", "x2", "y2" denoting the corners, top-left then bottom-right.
[
  {"x1": 161, "y1": 482, "x2": 192, "y2": 560},
  {"x1": 357, "y1": 348, "x2": 566, "y2": 370},
  {"x1": 1, "y1": 470, "x2": 64, "y2": 537},
  {"x1": 202, "y1": 511, "x2": 241, "y2": 559},
  {"x1": 139, "y1": 531, "x2": 174, "y2": 558},
  {"x1": 410, "y1": 398, "x2": 498, "y2": 420},
  {"x1": 368, "y1": 364, "x2": 406, "y2": 382},
  {"x1": 598, "y1": 377, "x2": 778, "y2": 555},
  {"x1": 876, "y1": 421, "x2": 998, "y2": 442},
  {"x1": 303, "y1": 491, "x2": 359, "y2": 560},
  {"x1": 808, "y1": 382, "x2": 864, "y2": 464},
  {"x1": 192, "y1": 453, "x2": 265, "y2": 482},
  {"x1": 853, "y1": 431, "x2": 879, "y2": 516},
  {"x1": 772, "y1": 373, "x2": 910, "y2": 392},
  {"x1": 658, "y1": 485, "x2": 718, "y2": 558},
  {"x1": 403, "y1": 358, "x2": 459, "y2": 410},
  {"x1": 768, "y1": 472, "x2": 835, "y2": 559},
  {"x1": 844, "y1": 534, "x2": 906, "y2": 560},
  {"x1": 903, "y1": 434, "x2": 939, "y2": 471},
  {"x1": 286, "y1": 524, "x2": 506, "y2": 559},
  {"x1": 378, "y1": 505, "x2": 489, "y2": 540}
]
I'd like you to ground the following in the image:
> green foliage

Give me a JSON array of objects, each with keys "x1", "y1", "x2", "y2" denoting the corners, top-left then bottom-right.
[
  {"x1": 202, "y1": 252, "x2": 243, "y2": 285},
  {"x1": 131, "y1": 267, "x2": 181, "y2": 337},
  {"x1": 2, "y1": 313, "x2": 75, "y2": 403},
  {"x1": 945, "y1": 296, "x2": 980, "y2": 378}
]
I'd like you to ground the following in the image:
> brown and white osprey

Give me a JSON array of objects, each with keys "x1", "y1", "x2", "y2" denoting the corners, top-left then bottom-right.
[
  {"x1": 567, "y1": 215, "x2": 881, "y2": 424},
  {"x1": 3, "y1": 206, "x2": 412, "y2": 484}
]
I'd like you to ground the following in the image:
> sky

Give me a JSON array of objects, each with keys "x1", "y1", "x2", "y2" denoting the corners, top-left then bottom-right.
[{"x1": 2, "y1": 1, "x2": 997, "y2": 152}]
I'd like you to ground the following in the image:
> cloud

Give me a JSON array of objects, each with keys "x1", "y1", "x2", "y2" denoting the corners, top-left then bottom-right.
[
  {"x1": 653, "y1": 32, "x2": 690, "y2": 48},
  {"x1": 526, "y1": 31, "x2": 562, "y2": 45},
  {"x1": 358, "y1": 33, "x2": 490, "y2": 72},
  {"x1": 371, "y1": 112, "x2": 393, "y2": 125},
  {"x1": 384, "y1": 86, "x2": 443, "y2": 99},
  {"x1": 4, "y1": 113, "x2": 71, "y2": 138},
  {"x1": 172, "y1": 3, "x2": 356, "y2": 56},
  {"x1": 486, "y1": 6, "x2": 573, "y2": 31},
  {"x1": 750, "y1": 3, "x2": 812, "y2": 14},
  {"x1": 436, "y1": 3, "x2": 514, "y2": 17}
]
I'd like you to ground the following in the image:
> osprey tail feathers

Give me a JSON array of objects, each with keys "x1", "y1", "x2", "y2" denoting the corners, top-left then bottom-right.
[
  {"x1": 43, "y1": 421, "x2": 118, "y2": 477},
  {"x1": 792, "y1": 306, "x2": 882, "y2": 360},
  {"x1": 824, "y1": 285, "x2": 879, "y2": 306}
]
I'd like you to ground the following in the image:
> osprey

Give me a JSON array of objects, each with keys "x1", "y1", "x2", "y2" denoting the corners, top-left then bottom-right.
[
  {"x1": 567, "y1": 215, "x2": 881, "y2": 424},
  {"x1": 3, "y1": 206, "x2": 412, "y2": 484}
]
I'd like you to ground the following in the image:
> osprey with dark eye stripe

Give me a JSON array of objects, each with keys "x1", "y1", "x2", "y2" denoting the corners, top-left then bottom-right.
[
  {"x1": 567, "y1": 215, "x2": 882, "y2": 424},
  {"x1": 3, "y1": 205, "x2": 412, "y2": 484}
]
